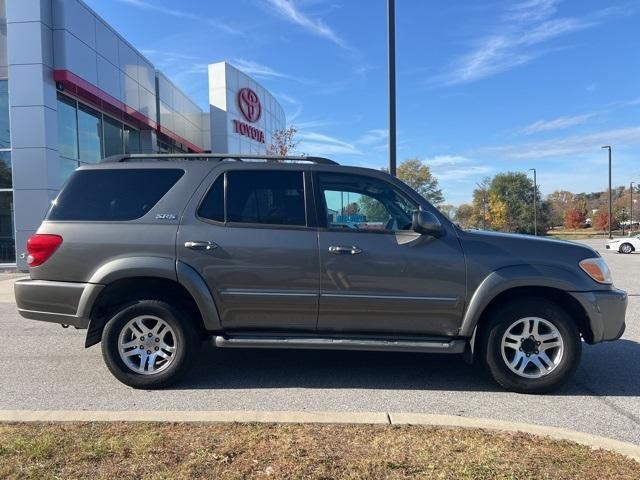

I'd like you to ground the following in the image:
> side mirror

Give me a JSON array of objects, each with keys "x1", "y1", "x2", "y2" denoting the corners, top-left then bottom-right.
[{"x1": 412, "y1": 210, "x2": 443, "y2": 237}]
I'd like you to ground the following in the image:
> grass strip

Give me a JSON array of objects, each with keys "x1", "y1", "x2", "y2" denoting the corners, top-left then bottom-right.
[{"x1": 1, "y1": 422, "x2": 638, "y2": 479}]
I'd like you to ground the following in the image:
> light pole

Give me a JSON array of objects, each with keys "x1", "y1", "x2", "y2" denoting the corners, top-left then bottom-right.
[
  {"x1": 602, "y1": 146, "x2": 612, "y2": 239},
  {"x1": 631, "y1": 182, "x2": 636, "y2": 233},
  {"x1": 387, "y1": 0, "x2": 397, "y2": 176},
  {"x1": 529, "y1": 168, "x2": 537, "y2": 236}
]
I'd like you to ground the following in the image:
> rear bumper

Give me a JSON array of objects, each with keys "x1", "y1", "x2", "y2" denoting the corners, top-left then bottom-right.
[
  {"x1": 14, "y1": 279, "x2": 104, "y2": 329},
  {"x1": 569, "y1": 288, "x2": 627, "y2": 343}
]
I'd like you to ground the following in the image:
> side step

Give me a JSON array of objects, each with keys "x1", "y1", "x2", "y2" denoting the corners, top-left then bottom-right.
[{"x1": 213, "y1": 335, "x2": 466, "y2": 354}]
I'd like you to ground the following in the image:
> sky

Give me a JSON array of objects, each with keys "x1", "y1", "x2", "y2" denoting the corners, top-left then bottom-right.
[{"x1": 84, "y1": 0, "x2": 640, "y2": 205}]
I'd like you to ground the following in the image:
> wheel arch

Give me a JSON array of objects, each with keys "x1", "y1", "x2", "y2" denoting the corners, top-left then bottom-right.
[
  {"x1": 83, "y1": 259, "x2": 222, "y2": 347},
  {"x1": 462, "y1": 265, "x2": 596, "y2": 355},
  {"x1": 620, "y1": 242, "x2": 635, "y2": 253}
]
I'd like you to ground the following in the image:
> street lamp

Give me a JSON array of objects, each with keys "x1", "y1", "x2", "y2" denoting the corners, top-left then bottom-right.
[
  {"x1": 529, "y1": 168, "x2": 537, "y2": 236},
  {"x1": 602, "y1": 146, "x2": 612, "y2": 239},
  {"x1": 387, "y1": 0, "x2": 397, "y2": 176}
]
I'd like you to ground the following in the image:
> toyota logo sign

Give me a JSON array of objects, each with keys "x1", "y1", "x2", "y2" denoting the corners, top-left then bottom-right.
[{"x1": 238, "y1": 88, "x2": 261, "y2": 123}]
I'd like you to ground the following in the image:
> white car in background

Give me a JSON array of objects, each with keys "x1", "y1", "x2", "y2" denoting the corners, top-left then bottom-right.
[{"x1": 606, "y1": 234, "x2": 640, "y2": 254}]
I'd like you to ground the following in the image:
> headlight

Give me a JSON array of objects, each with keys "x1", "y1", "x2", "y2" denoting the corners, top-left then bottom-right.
[{"x1": 579, "y1": 257, "x2": 613, "y2": 284}]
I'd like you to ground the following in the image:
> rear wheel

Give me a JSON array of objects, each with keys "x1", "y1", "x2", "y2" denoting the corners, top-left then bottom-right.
[
  {"x1": 620, "y1": 243, "x2": 634, "y2": 254},
  {"x1": 480, "y1": 298, "x2": 581, "y2": 394},
  {"x1": 101, "y1": 300, "x2": 199, "y2": 389}
]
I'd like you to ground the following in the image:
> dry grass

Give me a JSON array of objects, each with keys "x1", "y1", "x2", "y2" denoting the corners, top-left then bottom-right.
[{"x1": 1, "y1": 422, "x2": 638, "y2": 479}]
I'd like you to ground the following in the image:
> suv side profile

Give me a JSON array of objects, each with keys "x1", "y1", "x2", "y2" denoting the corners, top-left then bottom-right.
[{"x1": 15, "y1": 154, "x2": 627, "y2": 393}]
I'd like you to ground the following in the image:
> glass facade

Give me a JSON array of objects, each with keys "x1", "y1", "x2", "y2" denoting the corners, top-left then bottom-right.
[
  {"x1": 0, "y1": 0, "x2": 13, "y2": 263},
  {"x1": 56, "y1": 93, "x2": 141, "y2": 184}
]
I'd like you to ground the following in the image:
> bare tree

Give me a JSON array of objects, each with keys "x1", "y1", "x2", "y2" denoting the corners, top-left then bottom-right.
[{"x1": 267, "y1": 126, "x2": 298, "y2": 156}]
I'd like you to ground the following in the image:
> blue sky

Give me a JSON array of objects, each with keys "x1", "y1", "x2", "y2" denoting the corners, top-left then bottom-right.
[{"x1": 85, "y1": 0, "x2": 639, "y2": 205}]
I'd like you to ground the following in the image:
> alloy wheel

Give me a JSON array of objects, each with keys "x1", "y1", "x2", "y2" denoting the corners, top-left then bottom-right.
[
  {"x1": 118, "y1": 315, "x2": 177, "y2": 375},
  {"x1": 500, "y1": 317, "x2": 564, "y2": 379}
]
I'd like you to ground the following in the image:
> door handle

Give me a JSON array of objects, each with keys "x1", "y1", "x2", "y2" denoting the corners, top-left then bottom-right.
[
  {"x1": 328, "y1": 245, "x2": 362, "y2": 255},
  {"x1": 185, "y1": 240, "x2": 218, "y2": 251}
]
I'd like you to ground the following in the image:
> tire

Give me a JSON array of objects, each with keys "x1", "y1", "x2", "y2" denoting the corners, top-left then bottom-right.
[
  {"x1": 620, "y1": 243, "x2": 634, "y2": 254},
  {"x1": 480, "y1": 298, "x2": 581, "y2": 394},
  {"x1": 101, "y1": 299, "x2": 200, "y2": 389}
]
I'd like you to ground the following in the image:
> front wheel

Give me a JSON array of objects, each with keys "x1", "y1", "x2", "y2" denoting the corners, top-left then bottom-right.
[
  {"x1": 101, "y1": 300, "x2": 199, "y2": 389},
  {"x1": 481, "y1": 298, "x2": 582, "y2": 394},
  {"x1": 620, "y1": 243, "x2": 634, "y2": 254}
]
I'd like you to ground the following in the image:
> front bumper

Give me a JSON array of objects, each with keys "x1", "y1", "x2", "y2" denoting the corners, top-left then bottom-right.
[
  {"x1": 14, "y1": 279, "x2": 104, "y2": 329},
  {"x1": 569, "y1": 288, "x2": 627, "y2": 343}
]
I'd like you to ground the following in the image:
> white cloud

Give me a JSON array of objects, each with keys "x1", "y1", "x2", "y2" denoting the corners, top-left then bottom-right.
[
  {"x1": 231, "y1": 59, "x2": 291, "y2": 80},
  {"x1": 435, "y1": 165, "x2": 494, "y2": 182},
  {"x1": 520, "y1": 112, "x2": 598, "y2": 134},
  {"x1": 479, "y1": 126, "x2": 640, "y2": 159},
  {"x1": 265, "y1": 0, "x2": 351, "y2": 50},
  {"x1": 357, "y1": 129, "x2": 388, "y2": 146},
  {"x1": 297, "y1": 131, "x2": 362, "y2": 156},
  {"x1": 433, "y1": 1, "x2": 611, "y2": 86},
  {"x1": 115, "y1": 0, "x2": 240, "y2": 35}
]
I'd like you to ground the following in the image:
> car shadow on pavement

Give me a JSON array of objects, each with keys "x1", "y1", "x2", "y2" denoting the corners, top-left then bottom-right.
[{"x1": 174, "y1": 339, "x2": 640, "y2": 396}]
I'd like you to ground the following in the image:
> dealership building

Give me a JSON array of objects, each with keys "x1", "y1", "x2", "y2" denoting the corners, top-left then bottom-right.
[{"x1": 1, "y1": 0, "x2": 286, "y2": 269}]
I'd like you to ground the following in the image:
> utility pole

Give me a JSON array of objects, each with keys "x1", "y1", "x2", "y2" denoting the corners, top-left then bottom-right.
[
  {"x1": 602, "y1": 146, "x2": 612, "y2": 239},
  {"x1": 529, "y1": 168, "x2": 537, "y2": 236},
  {"x1": 631, "y1": 182, "x2": 635, "y2": 233},
  {"x1": 387, "y1": 0, "x2": 397, "y2": 176}
]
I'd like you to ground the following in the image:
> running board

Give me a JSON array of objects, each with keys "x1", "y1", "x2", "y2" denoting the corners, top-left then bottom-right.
[{"x1": 213, "y1": 336, "x2": 466, "y2": 354}]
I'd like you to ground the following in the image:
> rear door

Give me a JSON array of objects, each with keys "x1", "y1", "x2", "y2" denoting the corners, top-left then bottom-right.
[
  {"x1": 315, "y1": 171, "x2": 466, "y2": 336},
  {"x1": 177, "y1": 165, "x2": 319, "y2": 332}
]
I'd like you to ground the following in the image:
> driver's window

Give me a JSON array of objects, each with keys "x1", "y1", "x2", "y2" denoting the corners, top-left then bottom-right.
[{"x1": 318, "y1": 172, "x2": 416, "y2": 232}]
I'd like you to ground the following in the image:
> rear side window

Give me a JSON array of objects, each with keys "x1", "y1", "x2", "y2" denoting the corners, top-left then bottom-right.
[
  {"x1": 47, "y1": 169, "x2": 184, "y2": 221},
  {"x1": 199, "y1": 170, "x2": 306, "y2": 226},
  {"x1": 198, "y1": 174, "x2": 224, "y2": 222}
]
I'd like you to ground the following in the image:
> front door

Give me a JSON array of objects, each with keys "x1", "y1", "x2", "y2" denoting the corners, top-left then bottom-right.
[
  {"x1": 315, "y1": 171, "x2": 466, "y2": 336},
  {"x1": 178, "y1": 167, "x2": 319, "y2": 332}
]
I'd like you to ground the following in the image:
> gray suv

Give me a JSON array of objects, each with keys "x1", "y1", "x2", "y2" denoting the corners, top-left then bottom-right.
[{"x1": 15, "y1": 154, "x2": 627, "y2": 393}]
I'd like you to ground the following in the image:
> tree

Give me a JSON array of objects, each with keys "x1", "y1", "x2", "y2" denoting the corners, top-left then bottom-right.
[
  {"x1": 471, "y1": 177, "x2": 491, "y2": 229},
  {"x1": 342, "y1": 202, "x2": 360, "y2": 216},
  {"x1": 593, "y1": 210, "x2": 619, "y2": 231},
  {"x1": 267, "y1": 125, "x2": 298, "y2": 156},
  {"x1": 487, "y1": 172, "x2": 547, "y2": 234},
  {"x1": 488, "y1": 191, "x2": 508, "y2": 230},
  {"x1": 564, "y1": 208, "x2": 586, "y2": 230},
  {"x1": 547, "y1": 190, "x2": 575, "y2": 227},
  {"x1": 397, "y1": 159, "x2": 444, "y2": 205},
  {"x1": 454, "y1": 203, "x2": 474, "y2": 228},
  {"x1": 437, "y1": 204, "x2": 457, "y2": 219}
]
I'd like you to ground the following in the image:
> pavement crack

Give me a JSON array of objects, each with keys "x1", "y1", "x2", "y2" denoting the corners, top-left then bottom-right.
[{"x1": 575, "y1": 378, "x2": 640, "y2": 427}]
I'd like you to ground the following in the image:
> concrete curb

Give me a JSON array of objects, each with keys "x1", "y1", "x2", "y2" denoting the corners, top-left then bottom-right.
[{"x1": 1, "y1": 409, "x2": 638, "y2": 462}]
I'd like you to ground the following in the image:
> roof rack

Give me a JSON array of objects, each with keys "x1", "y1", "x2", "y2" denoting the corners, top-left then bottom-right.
[{"x1": 101, "y1": 153, "x2": 339, "y2": 165}]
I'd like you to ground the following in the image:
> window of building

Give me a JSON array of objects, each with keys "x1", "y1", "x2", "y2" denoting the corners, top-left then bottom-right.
[
  {"x1": 318, "y1": 173, "x2": 416, "y2": 232},
  {"x1": 0, "y1": 80, "x2": 9, "y2": 149},
  {"x1": 57, "y1": 94, "x2": 142, "y2": 184},
  {"x1": 198, "y1": 174, "x2": 225, "y2": 222},
  {"x1": 103, "y1": 115, "x2": 123, "y2": 157},
  {"x1": 0, "y1": 190, "x2": 14, "y2": 263},
  {"x1": 47, "y1": 169, "x2": 184, "y2": 221},
  {"x1": 78, "y1": 104, "x2": 102, "y2": 163},
  {"x1": 0, "y1": 150, "x2": 10, "y2": 188},
  {"x1": 57, "y1": 95, "x2": 79, "y2": 160},
  {"x1": 124, "y1": 124, "x2": 140, "y2": 154},
  {"x1": 226, "y1": 170, "x2": 306, "y2": 226}
]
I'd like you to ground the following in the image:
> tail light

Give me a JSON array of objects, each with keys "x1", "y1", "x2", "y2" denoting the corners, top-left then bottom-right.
[{"x1": 27, "y1": 234, "x2": 63, "y2": 267}]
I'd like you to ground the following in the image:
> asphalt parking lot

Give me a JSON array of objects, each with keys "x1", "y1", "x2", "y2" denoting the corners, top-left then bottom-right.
[{"x1": 0, "y1": 238, "x2": 638, "y2": 444}]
